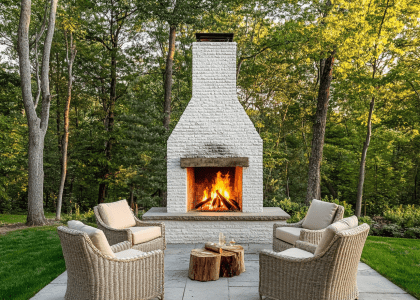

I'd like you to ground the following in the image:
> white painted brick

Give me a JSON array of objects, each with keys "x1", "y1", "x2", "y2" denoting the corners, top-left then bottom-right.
[
  {"x1": 167, "y1": 42, "x2": 263, "y2": 213},
  {"x1": 146, "y1": 220, "x2": 283, "y2": 244}
]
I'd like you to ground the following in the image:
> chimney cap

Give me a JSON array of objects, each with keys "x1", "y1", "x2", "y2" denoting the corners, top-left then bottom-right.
[{"x1": 195, "y1": 33, "x2": 234, "y2": 42}]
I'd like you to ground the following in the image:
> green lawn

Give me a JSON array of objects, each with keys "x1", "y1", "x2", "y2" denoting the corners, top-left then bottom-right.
[
  {"x1": 0, "y1": 213, "x2": 56, "y2": 225},
  {"x1": 361, "y1": 236, "x2": 420, "y2": 299},
  {"x1": 0, "y1": 226, "x2": 66, "y2": 300}
]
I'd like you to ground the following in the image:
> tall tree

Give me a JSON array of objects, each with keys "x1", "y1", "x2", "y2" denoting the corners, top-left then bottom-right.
[
  {"x1": 17, "y1": 0, "x2": 58, "y2": 225},
  {"x1": 305, "y1": 1, "x2": 335, "y2": 205},
  {"x1": 56, "y1": 30, "x2": 76, "y2": 220}
]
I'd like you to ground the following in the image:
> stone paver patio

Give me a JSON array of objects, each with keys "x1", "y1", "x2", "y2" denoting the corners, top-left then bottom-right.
[{"x1": 31, "y1": 244, "x2": 416, "y2": 300}]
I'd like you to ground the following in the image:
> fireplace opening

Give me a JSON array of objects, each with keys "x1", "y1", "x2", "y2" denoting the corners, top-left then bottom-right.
[{"x1": 187, "y1": 167, "x2": 242, "y2": 212}]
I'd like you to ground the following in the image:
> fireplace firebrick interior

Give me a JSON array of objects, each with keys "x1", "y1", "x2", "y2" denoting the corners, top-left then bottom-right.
[{"x1": 187, "y1": 166, "x2": 243, "y2": 212}]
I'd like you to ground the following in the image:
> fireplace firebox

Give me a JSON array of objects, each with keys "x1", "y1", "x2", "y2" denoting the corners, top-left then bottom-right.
[{"x1": 187, "y1": 167, "x2": 242, "y2": 212}]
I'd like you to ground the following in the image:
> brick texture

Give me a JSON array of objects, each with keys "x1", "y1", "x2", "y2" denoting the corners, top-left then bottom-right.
[
  {"x1": 167, "y1": 42, "x2": 263, "y2": 213},
  {"x1": 153, "y1": 220, "x2": 284, "y2": 244}
]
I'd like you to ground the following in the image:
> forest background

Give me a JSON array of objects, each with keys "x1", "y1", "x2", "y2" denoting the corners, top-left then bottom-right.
[{"x1": 0, "y1": 0, "x2": 419, "y2": 221}]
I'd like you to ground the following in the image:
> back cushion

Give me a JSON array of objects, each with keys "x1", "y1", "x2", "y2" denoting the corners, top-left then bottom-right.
[
  {"x1": 68, "y1": 222, "x2": 115, "y2": 257},
  {"x1": 302, "y1": 199, "x2": 338, "y2": 230},
  {"x1": 98, "y1": 199, "x2": 136, "y2": 229},
  {"x1": 314, "y1": 216, "x2": 358, "y2": 256}
]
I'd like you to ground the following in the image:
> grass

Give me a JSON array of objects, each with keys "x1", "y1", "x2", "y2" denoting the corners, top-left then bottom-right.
[
  {"x1": 0, "y1": 213, "x2": 56, "y2": 225},
  {"x1": 361, "y1": 236, "x2": 420, "y2": 299},
  {"x1": 0, "y1": 226, "x2": 66, "y2": 300}
]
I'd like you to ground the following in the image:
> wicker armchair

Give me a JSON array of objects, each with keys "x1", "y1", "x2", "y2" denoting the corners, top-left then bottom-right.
[
  {"x1": 57, "y1": 226, "x2": 164, "y2": 300},
  {"x1": 94, "y1": 202, "x2": 166, "y2": 252},
  {"x1": 273, "y1": 203, "x2": 344, "y2": 252},
  {"x1": 260, "y1": 223, "x2": 370, "y2": 300}
]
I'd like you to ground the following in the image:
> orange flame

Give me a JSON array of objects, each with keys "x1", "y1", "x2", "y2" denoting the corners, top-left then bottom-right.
[{"x1": 199, "y1": 171, "x2": 232, "y2": 211}]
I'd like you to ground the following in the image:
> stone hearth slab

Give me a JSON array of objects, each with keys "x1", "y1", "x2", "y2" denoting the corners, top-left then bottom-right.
[
  {"x1": 142, "y1": 207, "x2": 289, "y2": 243},
  {"x1": 142, "y1": 207, "x2": 289, "y2": 221}
]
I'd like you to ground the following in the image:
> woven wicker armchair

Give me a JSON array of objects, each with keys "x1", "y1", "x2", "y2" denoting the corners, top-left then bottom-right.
[
  {"x1": 94, "y1": 201, "x2": 166, "y2": 252},
  {"x1": 57, "y1": 226, "x2": 164, "y2": 300},
  {"x1": 260, "y1": 223, "x2": 370, "y2": 300},
  {"x1": 273, "y1": 203, "x2": 344, "y2": 252}
]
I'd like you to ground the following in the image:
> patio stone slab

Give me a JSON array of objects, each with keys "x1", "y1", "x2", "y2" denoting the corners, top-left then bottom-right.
[
  {"x1": 31, "y1": 244, "x2": 414, "y2": 300},
  {"x1": 357, "y1": 267, "x2": 408, "y2": 294},
  {"x1": 358, "y1": 293, "x2": 417, "y2": 300},
  {"x1": 49, "y1": 271, "x2": 67, "y2": 285},
  {"x1": 31, "y1": 283, "x2": 66, "y2": 300},
  {"x1": 183, "y1": 277, "x2": 229, "y2": 299},
  {"x1": 229, "y1": 286, "x2": 260, "y2": 300}
]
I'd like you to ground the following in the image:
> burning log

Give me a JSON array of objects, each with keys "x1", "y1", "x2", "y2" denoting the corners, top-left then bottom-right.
[
  {"x1": 195, "y1": 197, "x2": 212, "y2": 209},
  {"x1": 230, "y1": 199, "x2": 240, "y2": 210},
  {"x1": 216, "y1": 190, "x2": 239, "y2": 210}
]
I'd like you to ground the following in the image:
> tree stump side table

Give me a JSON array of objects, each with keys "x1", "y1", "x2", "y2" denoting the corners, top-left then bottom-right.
[
  {"x1": 188, "y1": 248, "x2": 221, "y2": 281},
  {"x1": 219, "y1": 245, "x2": 245, "y2": 277}
]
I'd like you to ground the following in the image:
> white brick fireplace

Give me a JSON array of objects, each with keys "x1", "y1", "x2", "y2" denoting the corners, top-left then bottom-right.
[
  {"x1": 167, "y1": 40, "x2": 263, "y2": 213},
  {"x1": 143, "y1": 33, "x2": 289, "y2": 243}
]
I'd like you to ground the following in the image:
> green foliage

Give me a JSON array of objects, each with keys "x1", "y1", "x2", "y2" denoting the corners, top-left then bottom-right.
[
  {"x1": 358, "y1": 215, "x2": 373, "y2": 226},
  {"x1": 404, "y1": 228, "x2": 420, "y2": 239},
  {"x1": 272, "y1": 198, "x2": 308, "y2": 223},
  {"x1": 61, "y1": 204, "x2": 96, "y2": 225},
  {"x1": 379, "y1": 224, "x2": 405, "y2": 238},
  {"x1": 383, "y1": 205, "x2": 420, "y2": 228},
  {"x1": 321, "y1": 194, "x2": 355, "y2": 217}
]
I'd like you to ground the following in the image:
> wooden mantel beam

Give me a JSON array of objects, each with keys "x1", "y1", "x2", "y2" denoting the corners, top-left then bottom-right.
[{"x1": 180, "y1": 157, "x2": 249, "y2": 168}]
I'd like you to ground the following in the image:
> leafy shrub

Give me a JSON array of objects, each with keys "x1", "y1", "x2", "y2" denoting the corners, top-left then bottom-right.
[
  {"x1": 383, "y1": 205, "x2": 420, "y2": 228},
  {"x1": 270, "y1": 198, "x2": 308, "y2": 223},
  {"x1": 380, "y1": 224, "x2": 404, "y2": 238},
  {"x1": 404, "y1": 227, "x2": 420, "y2": 239},
  {"x1": 62, "y1": 204, "x2": 96, "y2": 225},
  {"x1": 358, "y1": 216, "x2": 373, "y2": 226},
  {"x1": 321, "y1": 194, "x2": 354, "y2": 218}
]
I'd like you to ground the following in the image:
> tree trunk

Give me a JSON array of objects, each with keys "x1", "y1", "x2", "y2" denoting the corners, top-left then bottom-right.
[
  {"x1": 355, "y1": 97, "x2": 375, "y2": 217},
  {"x1": 97, "y1": 33, "x2": 118, "y2": 204},
  {"x1": 18, "y1": 0, "x2": 58, "y2": 226},
  {"x1": 57, "y1": 32, "x2": 76, "y2": 220},
  {"x1": 163, "y1": 25, "x2": 176, "y2": 130},
  {"x1": 305, "y1": 51, "x2": 335, "y2": 205}
]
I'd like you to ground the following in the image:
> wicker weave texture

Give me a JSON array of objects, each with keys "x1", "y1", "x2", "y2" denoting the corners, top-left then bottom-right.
[
  {"x1": 260, "y1": 223, "x2": 370, "y2": 300},
  {"x1": 58, "y1": 226, "x2": 164, "y2": 300},
  {"x1": 94, "y1": 205, "x2": 166, "y2": 251},
  {"x1": 272, "y1": 238, "x2": 294, "y2": 252},
  {"x1": 272, "y1": 205, "x2": 345, "y2": 251}
]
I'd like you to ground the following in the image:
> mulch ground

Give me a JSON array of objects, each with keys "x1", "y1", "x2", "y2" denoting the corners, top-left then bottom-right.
[{"x1": 0, "y1": 219, "x2": 60, "y2": 235}]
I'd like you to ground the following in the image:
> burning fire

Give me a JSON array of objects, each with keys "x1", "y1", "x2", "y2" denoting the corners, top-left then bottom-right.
[{"x1": 195, "y1": 171, "x2": 239, "y2": 211}]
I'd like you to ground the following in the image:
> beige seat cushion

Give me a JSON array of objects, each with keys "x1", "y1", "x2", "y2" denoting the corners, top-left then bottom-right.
[
  {"x1": 128, "y1": 226, "x2": 162, "y2": 245},
  {"x1": 114, "y1": 249, "x2": 144, "y2": 259},
  {"x1": 280, "y1": 248, "x2": 314, "y2": 259},
  {"x1": 275, "y1": 227, "x2": 303, "y2": 245},
  {"x1": 302, "y1": 199, "x2": 338, "y2": 230},
  {"x1": 68, "y1": 222, "x2": 115, "y2": 258},
  {"x1": 98, "y1": 200, "x2": 136, "y2": 229},
  {"x1": 314, "y1": 215, "x2": 359, "y2": 256}
]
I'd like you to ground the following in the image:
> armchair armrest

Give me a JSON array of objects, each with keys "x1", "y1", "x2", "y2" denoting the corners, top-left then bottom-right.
[
  {"x1": 295, "y1": 240, "x2": 317, "y2": 254},
  {"x1": 96, "y1": 221, "x2": 132, "y2": 245},
  {"x1": 273, "y1": 219, "x2": 304, "y2": 238},
  {"x1": 134, "y1": 217, "x2": 166, "y2": 250},
  {"x1": 110, "y1": 241, "x2": 131, "y2": 253},
  {"x1": 299, "y1": 228, "x2": 326, "y2": 245},
  {"x1": 260, "y1": 249, "x2": 315, "y2": 263}
]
